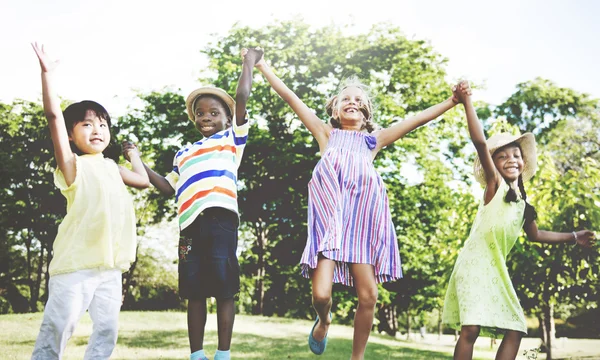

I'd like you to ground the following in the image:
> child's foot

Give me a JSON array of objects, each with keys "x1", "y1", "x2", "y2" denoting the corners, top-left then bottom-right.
[{"x1": 308, "y1": 312, "x2": 332, "y2": 355}]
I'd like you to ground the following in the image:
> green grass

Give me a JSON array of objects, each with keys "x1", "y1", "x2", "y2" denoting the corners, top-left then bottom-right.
[{"x1": 2, "y1": 311, "x2": 599, "y2": 359}]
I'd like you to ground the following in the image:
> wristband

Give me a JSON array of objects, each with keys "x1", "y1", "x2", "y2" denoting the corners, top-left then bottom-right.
[{"x1": 572, "y1": 231, "x2": 578, "y2": 246}]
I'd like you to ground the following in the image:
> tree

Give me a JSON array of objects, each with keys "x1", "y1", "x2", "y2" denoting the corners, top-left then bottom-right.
[{"x1": 494, "y1": 77, "x2": 597, "y2": 143}]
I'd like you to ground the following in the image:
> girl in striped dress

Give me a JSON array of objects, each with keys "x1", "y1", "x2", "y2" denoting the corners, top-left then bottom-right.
[{"x1": 255, "y1": 51, "x2": 459, "y2": 359}]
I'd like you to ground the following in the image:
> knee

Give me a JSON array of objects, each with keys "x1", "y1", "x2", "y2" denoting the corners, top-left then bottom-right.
[
  {"x1": 312, "y1": 291, "x2": 331, "y2": 309},
  {"x1": 357, "y1": 287, "x2": 378, "y2": 309},
  {"x1": 460, "y1": 325, "x2": 480, "y2": 343}
]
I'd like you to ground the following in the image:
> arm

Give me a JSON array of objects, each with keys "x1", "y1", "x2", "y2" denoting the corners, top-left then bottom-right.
[
  {"x1": 375, "y1": 97, "x2": 456, "y2": 150},
  {"x1": 120, "y1": 141, "x2": 150, "y2": 189},
  {"x1": 524, "y1": 221, "x2": 596, "y2": 248},
  {"x1": 255, "y1": 53, "x2": 330, "y2": 148},
  {"x1": 235, "y1": 48, "x2": 262, "y2": 126},
  {"x1": 31, "y1": 42, "x2": 77, "y2": 186},
  {"x1": 122, "y1": 142, "x2": 174, "y2": 196},
  {"x1": 458, "y1": 82, "x2": 500, "y2": 202}
]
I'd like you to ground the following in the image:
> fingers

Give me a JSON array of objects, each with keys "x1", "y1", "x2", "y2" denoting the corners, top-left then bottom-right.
[{"x1": 241, "y1": 48, "x2": 248, "y2": 58}]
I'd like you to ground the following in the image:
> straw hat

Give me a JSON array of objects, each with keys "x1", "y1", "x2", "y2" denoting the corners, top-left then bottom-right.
[
  {"x1": 185, "y1": 87, "x2": 235, "y2": 121},
  {"x1": 473, "y1": 132, "x2": 537, "y2": 185}
]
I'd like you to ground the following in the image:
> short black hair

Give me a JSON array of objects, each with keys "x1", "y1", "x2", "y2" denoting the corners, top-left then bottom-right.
[
  {"x1": 62, "y1": 100, "x2": 120, "y2": 161},
  {"x1": 63, "y1": 100, "x2": 111, "y2": 130}
]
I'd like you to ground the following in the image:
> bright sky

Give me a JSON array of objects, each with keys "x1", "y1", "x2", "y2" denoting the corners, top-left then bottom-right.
[{"x1": 3, "y1": 0, "x2": 600, "y2": 117}]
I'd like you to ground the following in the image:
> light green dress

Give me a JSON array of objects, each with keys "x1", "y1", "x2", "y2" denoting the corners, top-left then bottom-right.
[{"x1": 442, "y1": 181, "x2": 527, "y2": 336}]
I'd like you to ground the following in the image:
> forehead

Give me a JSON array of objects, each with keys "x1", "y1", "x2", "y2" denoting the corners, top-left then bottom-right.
[
  {"x1": 82, "y1": 110, "x2": 107, "y2": 122},
  {"x1": 339, "y1": 86, "x2": 365, "y2": 98},
  {"x1": 194, "y1": 96, "x2": 226, "y2": 111}
]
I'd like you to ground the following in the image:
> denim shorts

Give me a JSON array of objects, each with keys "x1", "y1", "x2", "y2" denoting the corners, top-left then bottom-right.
[{"x1": 178, "y1": 207, "x2": 240, "y2": 300}]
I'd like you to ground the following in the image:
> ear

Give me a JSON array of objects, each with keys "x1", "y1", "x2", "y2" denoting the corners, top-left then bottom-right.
[{"x1": 226, "y1": 115, "x2": 233, "y2": 127}]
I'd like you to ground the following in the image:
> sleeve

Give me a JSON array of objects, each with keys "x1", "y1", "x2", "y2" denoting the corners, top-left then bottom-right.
[
  {"x1": 164, "y1": 152, "x2": 180, "y2": 190},
  {"x1": 232, "y1": 113, "x2": 250, "y2": 164},
  {"x1": 54, "y1": 154, "x2": 81, "y2": 193}
]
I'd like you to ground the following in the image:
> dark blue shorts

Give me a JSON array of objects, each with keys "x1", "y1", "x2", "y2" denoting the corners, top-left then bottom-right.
[{"x1": 178, "y1": 207, "x2": 240, "y2": 300}]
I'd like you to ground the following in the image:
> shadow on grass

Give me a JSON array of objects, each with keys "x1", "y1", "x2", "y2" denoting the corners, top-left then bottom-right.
[{"x1": 111, "y1": 328, "x2": 454, "y2": 360}]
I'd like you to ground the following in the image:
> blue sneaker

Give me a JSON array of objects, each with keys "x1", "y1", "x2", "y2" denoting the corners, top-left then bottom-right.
[{"x1": 308, "y1": 312, "x2": 331, "y2": 355}]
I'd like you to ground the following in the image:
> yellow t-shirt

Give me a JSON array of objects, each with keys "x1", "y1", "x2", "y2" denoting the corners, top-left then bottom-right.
[{"x1": 49, "y1": 153, "x2": 137, "y2": 276}]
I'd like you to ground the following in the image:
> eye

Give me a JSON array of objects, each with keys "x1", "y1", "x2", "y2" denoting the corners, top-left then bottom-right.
[
  {"x1": 196, "y1": 111, "x2": 203, "y2": 116},
  {"x1": 100, "y1": 123, "x2": 108, "y2": 128},
  {"x1": 211, "y1": 111, "x2": 219, "y2": 116}
]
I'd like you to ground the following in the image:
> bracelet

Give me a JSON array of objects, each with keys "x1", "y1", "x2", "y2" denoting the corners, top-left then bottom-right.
[{"x1": 572, "y1": 231, "x2": 578, "y2": 246}]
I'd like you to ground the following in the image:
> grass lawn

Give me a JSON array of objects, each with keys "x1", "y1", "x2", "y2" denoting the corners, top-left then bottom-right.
[{"x1": 2, "y1": 311, "x2": 599, "y2": 359}]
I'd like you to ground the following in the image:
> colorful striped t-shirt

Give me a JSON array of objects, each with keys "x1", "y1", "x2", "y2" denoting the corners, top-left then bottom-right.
[{"x1": 166, "y1": 121, "x2": 249, "y2": 230}]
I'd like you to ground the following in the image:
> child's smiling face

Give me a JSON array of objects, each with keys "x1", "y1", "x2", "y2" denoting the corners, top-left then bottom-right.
[
  {"x1": 335, "y1": 86, "x2": 368, "y2": 125},
  {"x1": 492, "y1": 144, "x2": 524, "y2": 183},
  {"x1": 68, "y1": 110, "x2": 111, "y2": 154},
  {"x1": 193, "y1": 96, "x2": 232, "y2": 137}
]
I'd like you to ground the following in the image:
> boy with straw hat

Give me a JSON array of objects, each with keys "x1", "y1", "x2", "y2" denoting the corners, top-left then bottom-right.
[{"x1": 130, "y1": 48, "x2": 263, "y2": 360}]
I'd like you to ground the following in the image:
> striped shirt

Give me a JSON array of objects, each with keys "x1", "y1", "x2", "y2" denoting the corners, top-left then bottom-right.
[{"x1": 166, "y1": 121, "x2": 249, "y2": 230}]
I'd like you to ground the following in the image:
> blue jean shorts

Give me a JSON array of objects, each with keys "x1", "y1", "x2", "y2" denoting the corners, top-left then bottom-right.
[{"x1": 178, "y1": 207, "x2": 240, "y2": 300}]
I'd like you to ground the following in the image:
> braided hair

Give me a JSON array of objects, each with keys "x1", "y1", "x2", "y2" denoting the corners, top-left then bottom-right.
[{"x1": 497, "y1": 144, "x2": 538, "y2": 225}]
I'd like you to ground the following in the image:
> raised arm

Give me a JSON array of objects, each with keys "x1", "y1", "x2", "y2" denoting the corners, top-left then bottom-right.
[
  {"x1": 375, "y1": 96, "x2": 457, "y2": 150},
  {"x1": 255, "y1": 53, "x2": 330, "y2": 149},
  {"x1": 123, "y1": 142, "x2": 174, "y2": 196},
  {"x1": 235, "y1": 48, "x2": 262, "y2": 126},
  {"x1": 120, "y1": 141, "x2": 150, "y2": 189},
  {"x1": 524, "y1": 221, "x2": 596, "y2": 248},
  {"x1": 458, "y1": 81, "x2": 500, "y2": 201},
  {"x1": 31, "y1": 42, "x2": 76, "y2": 186}
]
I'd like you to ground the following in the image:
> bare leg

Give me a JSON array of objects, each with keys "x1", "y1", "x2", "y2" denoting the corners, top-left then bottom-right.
[
  {"x1": 188, "y1": 299, "x2": 207, "y2": 352},
  {"x1": 216, "y1": 297, "x2": 235, "y2": 350},
  {"x1": 310, "y1": 256, "x2": 336, "y2": 341},
  {"x1": 454, "y1": 325, "x2": 480, "y2": 360},
  {"x1": 348, "y1": 263, "x2": 378, "y2": 360},
  {"x1": 495, "y1": 330, "x2": 522, "y2": 360}
]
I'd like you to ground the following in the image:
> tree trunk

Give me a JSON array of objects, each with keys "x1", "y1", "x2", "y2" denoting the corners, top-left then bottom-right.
[
  {"x1": 543, "y1": 303, "x2": 556, "y2": 360},
  {"x1": 29, "y1": 245, "x2": 45, "y2": 312},
  {"x1": 377, "y1": 304, "x2": 397, "y2": 336},
  {"x1": 539, "y1": 315, "x2": 547, "y2": 348},
  {"x1": 252, "y1": 221, "x2": 267, "y2": 315},
  {"x1": 438, "y1": 310, "x2": 443, "y2": 340},
  {"x1": 406, "y1": 311, "x2": 411, "y2": 340},
  {"x1": 122, "y1": 245, "x2": 140, "y2": 308},
  {"x1": 43, "y1": 248, "x2": 52, "y2": 303}
]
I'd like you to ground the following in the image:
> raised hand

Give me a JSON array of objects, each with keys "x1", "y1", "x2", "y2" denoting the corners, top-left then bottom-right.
[
  {"x1": 575, "y1": 230, "x2": 597, "y2": 248},
  {"x1": 241, "y1": 47, "x2": 264, "y2": 67},
  {"x1": 31, "y1": 42, "x2": 60, "y2": 73},
  {"x1": 452, "y1": 80, "x2": 472, "y2": 104},
  {"x1": 122, "y1": 140, "x2": 141, "y2": 162}
]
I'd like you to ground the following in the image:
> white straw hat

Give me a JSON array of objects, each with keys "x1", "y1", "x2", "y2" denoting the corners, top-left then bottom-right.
[
  {"x1": 473, "y1": 132, "x2": 537, "y2": 185},
  {"x1": 185, "y1": 87, "x2": 235, "y2": 121}
]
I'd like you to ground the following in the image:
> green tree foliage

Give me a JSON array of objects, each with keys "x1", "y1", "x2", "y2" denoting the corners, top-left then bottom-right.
[
  {"x1": 494, "y1": 77, "x2": 597, "y2": 143},
  {"x1": 0, "y1": 100, "x2": 63, "y2": 313}
]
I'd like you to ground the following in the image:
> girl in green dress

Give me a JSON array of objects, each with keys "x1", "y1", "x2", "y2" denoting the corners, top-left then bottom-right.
[{"x1": 443, "y1": 81, "x2": 596, "y2": 360}]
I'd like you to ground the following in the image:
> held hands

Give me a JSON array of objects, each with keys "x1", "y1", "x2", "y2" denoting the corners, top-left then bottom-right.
[
  {"x1": 122, "y1": 141, "x2": 141, "y2": 162},
  {"x1": 31, "y1": 42, "x2": 60, "y2": 73},
  {"x1": 574, "y1": 230, "x2": 597, "y2": 248},
  {"x1": 452, "y1": 80, "x2": 472, "y2": 104},
  {"x1": 241, "y1": 47, "x2": 264, "y2": 67}
]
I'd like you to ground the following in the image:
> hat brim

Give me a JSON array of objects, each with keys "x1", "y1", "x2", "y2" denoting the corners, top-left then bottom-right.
[
  {"x1": 473, "y1": 132, "x2": 537, "y2": 186},
  {"x1": 185, "y1": 87, "x2": 235, "y2": 121}
]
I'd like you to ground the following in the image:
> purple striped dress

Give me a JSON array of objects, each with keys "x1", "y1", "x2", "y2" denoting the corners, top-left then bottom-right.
[{"x1": 300, "y1": 128, "x2": 403, "y2": 286}]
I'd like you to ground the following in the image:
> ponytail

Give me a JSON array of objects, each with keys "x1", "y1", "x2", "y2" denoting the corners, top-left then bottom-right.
[{"x1": 503, "y1": 175, "x2": 537, "y2": 225}]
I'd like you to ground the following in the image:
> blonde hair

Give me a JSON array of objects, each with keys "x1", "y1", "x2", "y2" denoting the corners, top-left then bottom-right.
[{"x1": 325, "y1": 76, "x2": 378, "y2": 133}]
